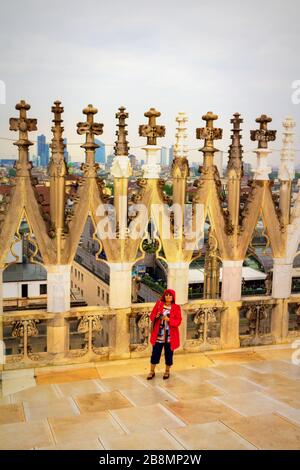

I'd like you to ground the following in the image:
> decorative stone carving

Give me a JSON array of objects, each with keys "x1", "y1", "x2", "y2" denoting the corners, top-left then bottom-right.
[
  {"x1": 279, "y1": 117, "x2": 296, "y2": 181},
  {"x1": 250, "y1": 114, "x2": 276, "y2": 180},
  {"x1": 77, "y1": 104, "x2": 104, "y2": 177},
  {"x1": 139, "y1": 108, "x2": 165, "y2": 179}
]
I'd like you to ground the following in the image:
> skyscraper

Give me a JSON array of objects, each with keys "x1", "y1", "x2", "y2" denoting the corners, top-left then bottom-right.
[
  {"x1": 160, "y1": 146, "x2": 168, "y2": 166},
  {"x1": 95, "y1": 139, "x2": 106, "y2": 164},
  {"x1": 37, "y1": 134, "x2": 49, "y2": 167},
  {"x1": 169, "y1": 145, "x2": 174, "y2": 166},
  {"x1": 129, "y1": 154, "x2": 137, "y2": 168}
]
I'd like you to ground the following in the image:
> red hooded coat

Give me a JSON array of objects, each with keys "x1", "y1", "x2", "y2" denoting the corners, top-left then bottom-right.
[{"x1": 149, "y1": 288, "x2": 182, "y2": 351}]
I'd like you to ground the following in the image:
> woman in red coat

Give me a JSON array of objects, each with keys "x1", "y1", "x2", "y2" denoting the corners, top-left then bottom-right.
[{"x1": 147, "y1": 288, "x2": 182, "y2": 380}]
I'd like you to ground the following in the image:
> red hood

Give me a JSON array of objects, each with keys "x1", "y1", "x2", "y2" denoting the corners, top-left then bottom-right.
[{"x1": 160, "y1": 288, "x2": 176, "y2": 303}]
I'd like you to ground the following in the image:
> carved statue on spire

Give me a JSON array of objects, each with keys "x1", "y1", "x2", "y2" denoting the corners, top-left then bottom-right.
[
  {"x1": 77, "y1": 104, "x2": 104, "y2": 177},
  {"x1": 111, "y1": 106, "x2": 132, "y2": 178},
  {"x1": 139, "y1": 107, "x2": 165, "y2": 145},
  {"x1": 9, "y1": 100, "x2": 37, "y2": 176},
  {"x1": 279, "y1": 117, "x2": 295, "y2": 181},
  {"x1": 49, "y1": 100, "x2": 67, "y2": 178},
  {"x1": 196, "y1": 111, "x2": 222, "y2": 176},
  {"x1": 227, "y1": 112, "x2": 243, "y2": 176},
  {"x1": 114, "y1": 106, "x2": 129, "y2": 156},
  {"x1": 172, "y1": 111, "x2": 190, "y2": 179},
  {"x1": 250, "y1": 114, "x2": 276, "y2": 180},
  {"x1": 139, "y1": 107, "x2": 165, "y2": 179}
]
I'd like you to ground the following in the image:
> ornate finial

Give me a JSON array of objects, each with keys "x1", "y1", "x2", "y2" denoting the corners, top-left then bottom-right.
[
  {"x1": 196, "y1": 111, "x2": 222, "y2": 153},
  {"x1": 9, "y1": 100, "x2": 37, "y2": 148},
  {"x1": 251, "y1": 114, "x2": 276, "y2": 180},
  {"x1": 77, "y1": 104, "x2": 104, "y2": 151},
  {"x1": 171, "y1": 112, "x2": 190, "y2": 179},
  {"x1": 174, "y1": 111, "x2": 188, "y2": 159},
  {"x1": 49, "y1": 100, "x2": 67, "y2": 177},
  {"x1": 139, "y1": 107, "x2": 165, "y2": 145},
  {"x1": 77, "y1": 104, "x2": 104, "y2": 175},
  {"x1": 279, "y1": 116, "x2": 296, "y2": 181},
  {"x1": 250, "y1": 114, "x2": 276, "y2": 149},
  {"x1": 196, "y1": 112, "x2": 222, "y2": 174},
  {"x1": 227, "y1": 112, "x2": 243, "y2": 174},
  {"x1": 114, "y1": 106, "x2": 129, "y2": 156}
]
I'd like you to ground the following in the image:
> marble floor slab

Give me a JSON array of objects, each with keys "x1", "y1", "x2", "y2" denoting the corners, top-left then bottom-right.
[
  {"x1": 38, "y1": 439, "x2": 104, "y2": 450},
  {"x1": 75, "y1": 391, "x2": 133, "y2": 413},
  {"x1": 246, "y1": 360, "x2": 300, "y2": 380},
  {"x1": 110, "y1": 403, "x2": 186, "y2": 434},
  {"x1": 36, "y1": 367, "x2": 99, "y2": 385},
  {"x1": 205, "y1": 351, "x2": 265, "y2": 365},
  {"x1": 223, "y1": 413, "x2": 300, "y2": 450},
  {"x1": 167, "y1": 421, "x2": 257, "y2": 450},
  {"x1": 266, "y1": 384, "x2": 300, "y2": 408},
  {"x1": 166, "y1": 397, "x2": 243, "y2": 424},
  {"x1": 159, "y1": 382, "x2": 222, "y2": 401},
  {"x1": 0, "y1": 403, "x2": 25, "y2": 425},
  {"x1": 99, "y1": 375, "x2": 148, "y2": 392},
  {"x1": 119, "y1": 385, "x2": 177, "y2": 407},
  {"x1": 11, "y1": 384, "x2": 61, "y2": 404},
  {"x1": 100, "y1": 429, "x2": 184, "y2": 450},
  {"x1": 207, "y1": 376, "x2": 264, "y2": 394},
  {"x1": 23, "y1": 397, "x2": 79, "y2": 421},
  {"x1": 215, "y1": 391, "x2": 294, "y2": 417},
  {"x1": 275, "y1": 406, "x2": 300, "y2": 426},
  {"x1": 175, "y1": 368, "x2": 223, "y2": 384},
  {"x1": 0, "y1": 420, "x2": 54, "y2": 450},
  {"x1": 48, "y1": 411, "x2": 125, "y2": 444},
  {"x1": 55, "y1": 379, "x2": 105, "y2": 397}
]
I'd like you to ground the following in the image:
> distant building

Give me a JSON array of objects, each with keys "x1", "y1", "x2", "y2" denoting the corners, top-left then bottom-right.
[
  {"x1": 95, "y1": 139, "x2": 106, "y2": 164},
  {"x1": 243, "y1": 162, "x2": 252, "y2": 177},
  {"x1": 129, "y1": 154, "x2": 137, "y2": 168},
  {"x1": 160, "y1": 147, "x2": 168, "y2": 166},
  {"x1": 106, "y1": 154, "x2": 114, "y2": 169},
  {"x1": 169, "y1": 145, "x2": 174, "y2": 166},
  {"x1": 0, "y1": 159, "x2": 16, "y2": 166},
  {"x1": 37, "y1": 135, "x2": 49, "y2": 167}
]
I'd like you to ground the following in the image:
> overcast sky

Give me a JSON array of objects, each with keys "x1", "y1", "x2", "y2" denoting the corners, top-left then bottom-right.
[{"x1": 0, "y1": 0, "x2": 300, "y2": 165}]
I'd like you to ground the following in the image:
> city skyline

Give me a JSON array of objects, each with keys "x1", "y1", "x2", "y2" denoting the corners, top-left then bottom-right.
[{"x1": 0, "y1": 0, "x2": 300, "y2": 165}]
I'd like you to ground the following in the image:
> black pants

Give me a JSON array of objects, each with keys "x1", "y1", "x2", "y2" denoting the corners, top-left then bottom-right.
[{"x1": 151, "y1": 342, "x2": 173, "y2": 366}]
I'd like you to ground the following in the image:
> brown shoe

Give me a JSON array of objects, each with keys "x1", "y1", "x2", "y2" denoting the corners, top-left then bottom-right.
[
  {"x1": 147, "y1": 372, "x2": 155, "y2": 380},
  {"x1": 163, "y1": 372, "x2": 170, "y2": 380}
]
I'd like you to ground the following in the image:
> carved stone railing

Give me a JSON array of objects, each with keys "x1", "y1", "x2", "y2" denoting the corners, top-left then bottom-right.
[
  {"x1": 65, "y1": 306, "x2": 115, "y2": 360},
  {"x1": 129, "y1": 303, "x2": 153, "y2": 353},
  {"x1": 183, "y1": 299, "x2": 225, "y2": 351},
  {"x1": 2, "y1": 296, "x2": 300, "y2": 370},
  {"x1": 239, "y1": 298, "x2": 275, "y2": 347},
  {"x1": 2, "y1": 306, "x2": 116, "y2": 369},
  {"x1": 2, "y1": 310, "x2": 52, "y2": 367},
  {"x1": 287, "y1": 297, "x2": 300, "y2": 338}
]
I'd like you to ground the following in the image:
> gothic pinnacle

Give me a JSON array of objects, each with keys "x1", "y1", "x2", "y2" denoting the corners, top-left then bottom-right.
[
  {"x1": 227, "y1": 112, "x2": 243, "y2": 174},
  {"x1": 139, "y1": 107, "x2": 165, "y2": 146},
  {"x1": 114, "y1": 106, "x2": 129, "y2": 156},
  {"x1": 250, "y1": 114, "x2": 276, "y2": 149}
]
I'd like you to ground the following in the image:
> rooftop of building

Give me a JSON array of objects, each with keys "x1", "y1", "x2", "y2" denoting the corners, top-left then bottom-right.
[
  {"x1": 1, "y1": 344, "x2": 299, "y2": 450},
  {"x1": 3, "y1": 263, "x2": 47, "y2": 283}
]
